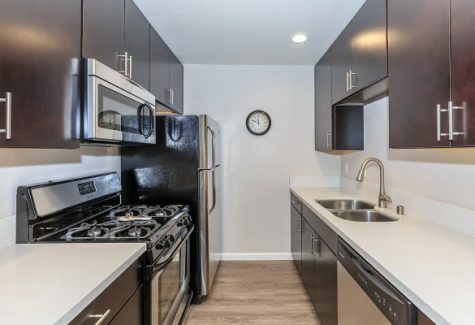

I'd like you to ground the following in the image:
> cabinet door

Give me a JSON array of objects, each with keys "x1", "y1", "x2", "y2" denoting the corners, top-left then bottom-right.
[
  {"x1": 331, "y1": 27, "x2": 353, "y2": 104},
  {"x1": 301, "y1": 219, "x2": 316, "y2": 304},
  {"x1": 83, "y1": 0, "x2": 125, "y2": 71},
  {"x1": 125, "y1": 0, "x2": 150, "y2": 89},
  {"x1": 388, "y1": 0, "x2": 451, "y2": 148},
  {"x1": 170, "y1": 52, "x2": 184, "y2": 114},
  {"x1": 315, "y1": 50, "x2": 333, "y2": 152},
  {"x1": 314, "y1": 239, "x2": 338, "y2": 325},
  {"x1": 150, "y1": 28, "x2": 171, "y2": 106},
  {"x1": 451, "y1": 0, "x2": 475, "y2": 146},
  {"x1": 350, "y1": 0, "x2": 387, "y2": 90},
  {"x1": 291, "y1": 206, "x2": 302, "y2": 273},
  {"x1": 109, "y1": 286, "x2": 143, "y2": 325},
  {"x1": 0, "y1": 0, "x2": 81, "y2": 148}
]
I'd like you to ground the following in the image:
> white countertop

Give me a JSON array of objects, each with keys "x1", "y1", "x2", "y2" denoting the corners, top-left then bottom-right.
[
  {"x1": 291, "y1": 187, "x2": 475, "y2": 325},
  {"x1": 0, "y1": 243, "x2": 146, "y2": 325}
]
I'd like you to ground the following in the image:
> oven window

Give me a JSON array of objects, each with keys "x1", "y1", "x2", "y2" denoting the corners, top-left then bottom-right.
[
  {"x1": 97, "y1": 85, "x2": 142, "y2": 134},
  {"x1": 158, "y1": 251, "x2": 181, "y2": 324}
]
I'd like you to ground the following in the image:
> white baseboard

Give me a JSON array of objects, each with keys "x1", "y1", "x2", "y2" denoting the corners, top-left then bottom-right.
[{"x1": 220, "y1": 253, "x2": 292, "y2": 261}]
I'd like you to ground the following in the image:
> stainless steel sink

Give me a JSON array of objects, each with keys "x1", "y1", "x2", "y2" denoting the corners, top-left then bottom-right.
[
  {"x1": 315, "y1": 199, "x2": 375, "y2": 211},
  {"x1": 331, "y1": 210, "x2": 397, "y2": 222}
]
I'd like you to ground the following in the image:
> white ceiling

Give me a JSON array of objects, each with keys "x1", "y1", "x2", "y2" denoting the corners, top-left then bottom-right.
[{"x1": 135, "y1": 0, "x2": 366, "y2": 65}]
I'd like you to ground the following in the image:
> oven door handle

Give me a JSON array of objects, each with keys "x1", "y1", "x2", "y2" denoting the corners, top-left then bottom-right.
[{"x1": 152, "y1": 228, "x2": 193, "y2": 274}]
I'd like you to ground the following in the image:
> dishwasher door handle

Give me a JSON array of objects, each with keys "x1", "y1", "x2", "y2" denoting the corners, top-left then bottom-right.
[{"x1": 350, "y1": 256, "x2": 403, "y2": 304}]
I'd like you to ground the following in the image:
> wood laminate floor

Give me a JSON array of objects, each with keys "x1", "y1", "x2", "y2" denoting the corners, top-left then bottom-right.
[{"x1": 185, "y1": 261, "x2": 320, "y2": 325}]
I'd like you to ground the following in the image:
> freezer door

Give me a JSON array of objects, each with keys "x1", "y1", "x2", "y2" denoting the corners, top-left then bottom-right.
[
  {"x1": 199, "y1": 115, "x2": 221, "y2": 169},
  {"x1": 198, "y1": 167, "x2": 222, "y2": 297}
]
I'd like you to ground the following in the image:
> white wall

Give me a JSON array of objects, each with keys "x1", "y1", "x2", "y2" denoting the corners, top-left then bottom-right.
[
  {"x1": 185, "y1": 65, "x2": 341, "y2": 259},
  {"x1": 0, "y1": 146, "x2": 121, "y2": 248},
  {"x1": 341, "y1": 97, "x2": 475, "y2": 235}
]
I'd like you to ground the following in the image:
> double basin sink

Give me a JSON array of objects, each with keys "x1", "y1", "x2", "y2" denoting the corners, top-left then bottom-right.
[{"x1": 315, "y1": 199, "x2": 397, "y2": 223}]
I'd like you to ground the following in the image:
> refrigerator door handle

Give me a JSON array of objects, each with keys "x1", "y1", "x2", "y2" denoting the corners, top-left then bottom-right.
[
  {"x1": 209, "y1": 169, "x2": 217, "y2": 215},
  {"x1": 208, "y1": 126, "x2": 216, "y2": 168}
]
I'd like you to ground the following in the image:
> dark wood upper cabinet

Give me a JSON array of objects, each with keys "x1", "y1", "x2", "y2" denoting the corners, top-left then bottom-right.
[
  {"x1": 150, "y1": 28, "x2": 171, "y2": 106},
  {"x1": 315, "y1": 50, "x2": 334, "y2": 152},
  {"x1": 170, "y1": 52, "x2": 184, "y2": 114},
  {"x1": 83, "y1": 0, "x2": 125, "y2": 71},
  {"x1": 0, "y1": 0, "x2": 81, "y2": 148},
  {"x1": 351, "y1": 0, "x2": 387, "y2": 90},
  {"x1": 451, "y1": 0, "x2": 475, "y2": 147},
  {"x1": 332, "y1": 0, "x2": 387, "y2": 104},
  {"x1": 331, "y1": 28, "x2": 353, "y2": 104},
  {"x1": 125, "y1": 0, "x2": 150, "y2": 89},
  {"x1": 150, "y1": 28, "x2": 184, "y2": 113},
  {"x1": 388, "y1": 0, "x2": 451, "y2": 148}
]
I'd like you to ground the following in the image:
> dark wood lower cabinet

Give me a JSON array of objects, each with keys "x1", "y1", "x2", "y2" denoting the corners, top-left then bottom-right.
[
  {"x1": 313, "y1": 238, "x2": 337, "y2": 325},
  {"x1": 70, "y1": 259, "x2": 143, "y2": 325},
  {"x1": 291, "y1": 199, "x2": 338, "y2": 325},
  {"x1": 291, "y1": 205, "x2": 302, "y2": 273},
  {"x1": 110, "y1": 286, "x2": 143, "y2": 325}
]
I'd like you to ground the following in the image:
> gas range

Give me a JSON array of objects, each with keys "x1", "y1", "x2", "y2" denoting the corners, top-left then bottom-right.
[{"x1": 16, "y1": 173, "x2": 193, "y2": 264}]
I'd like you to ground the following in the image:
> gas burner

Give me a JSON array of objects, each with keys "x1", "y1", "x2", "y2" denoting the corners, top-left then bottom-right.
[
  {"x1": 109, "y1": 205, "x2": 148, "y2": 218},
  {"x1": 63, "y1": 219, "x2": 158, "y2": 240},
  {"x1": 143, "y1": 205, "x2": 182, "y2": 219},
  {"x1": 112, "y1": 222, "x2": 157, "y2": 239}
]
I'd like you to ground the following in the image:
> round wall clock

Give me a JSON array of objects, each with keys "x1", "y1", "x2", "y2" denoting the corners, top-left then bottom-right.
[{"x1": 246, "y1": 110, "x2": 272, "y2": 136}]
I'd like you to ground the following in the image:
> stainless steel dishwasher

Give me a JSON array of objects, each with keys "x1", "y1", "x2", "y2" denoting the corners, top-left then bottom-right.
[{"x1": 337, "y1": 240, "x2": 416, "y2": 325}]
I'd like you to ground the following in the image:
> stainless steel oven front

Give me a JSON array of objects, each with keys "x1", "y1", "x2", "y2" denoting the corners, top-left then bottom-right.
[
  {"x1": 148, "y1": 231, "x2": 192, "y2": 325},
  {"x1": 82, "y1": 58, "x2": 156, "y2": 145}
]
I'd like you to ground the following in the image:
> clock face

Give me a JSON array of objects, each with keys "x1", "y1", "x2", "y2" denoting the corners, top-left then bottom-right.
[{"x1": 246, "y1": 110, "x2": 271, "y2": 135}]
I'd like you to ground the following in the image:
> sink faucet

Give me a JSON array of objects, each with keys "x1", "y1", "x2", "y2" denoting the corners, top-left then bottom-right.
[{"x1": 356, "y1": 157, "x2": 392, "y2": 208}]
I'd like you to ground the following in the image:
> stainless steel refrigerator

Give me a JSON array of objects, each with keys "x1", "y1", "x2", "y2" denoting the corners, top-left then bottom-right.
[{"x1": 121, "y1": 115, "x2": 222, "y2": 303}]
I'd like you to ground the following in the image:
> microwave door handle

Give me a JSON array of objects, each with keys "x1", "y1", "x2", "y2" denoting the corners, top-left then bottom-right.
[
  {"x1": 137, "y1": 104, "x2": 145, "y2": 136},
  {"x1": 142, "y1": 104, "x2": 154, "y2": 139}
]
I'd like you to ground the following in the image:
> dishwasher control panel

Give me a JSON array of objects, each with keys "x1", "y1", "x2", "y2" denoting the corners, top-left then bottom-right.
[{"x1": 337, "y1": 240, "x2": 416, "y2": 325}]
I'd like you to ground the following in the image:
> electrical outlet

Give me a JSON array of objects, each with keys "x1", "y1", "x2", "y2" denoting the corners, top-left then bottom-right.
[{"x1": 344, "y1": 162, "x2": 350, "y2": 174}]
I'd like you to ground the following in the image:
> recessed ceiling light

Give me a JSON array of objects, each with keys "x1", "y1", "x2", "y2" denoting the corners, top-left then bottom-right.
[{"x1": 292, "y1": 33, "x2": 308, "y2": 44}]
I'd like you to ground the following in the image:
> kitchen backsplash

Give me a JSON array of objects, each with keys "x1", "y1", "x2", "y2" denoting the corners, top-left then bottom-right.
[{"x1": 0, "y1": 146, "x2": 120, "y2": 249}]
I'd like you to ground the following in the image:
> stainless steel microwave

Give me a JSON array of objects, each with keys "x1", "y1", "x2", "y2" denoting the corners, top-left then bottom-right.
[{"x1": 82, "y1": 58, "x2": 156, "y2": 145}]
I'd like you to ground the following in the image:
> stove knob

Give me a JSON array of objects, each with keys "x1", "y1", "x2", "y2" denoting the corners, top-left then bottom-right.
[
  {"x1": 157, "y1": 239, "x2": 171, "y2": 250},
  {"x1": 168, "y1": 234, "x2": 176, "y2": 244}
]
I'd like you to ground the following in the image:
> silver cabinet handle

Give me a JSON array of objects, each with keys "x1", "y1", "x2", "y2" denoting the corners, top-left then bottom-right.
[
  {"x1": 437, "y1": 102, "x2": 465, "y2": 141},
  {"x1": 171, "y1": 88, "x2": 174, "y2": 106},
  {"x1": 89, "y1": 309, "x2": 111, "y2": 325},
  {"x1": 437, "y1": 104, "x2": 449, "y2": 141},
  {"x1": 167, "y1": 88, "x2": 172, "y2": 105},
  {"x1": 349, "y1": 70, "x2": 358, "y2": 90},
  {"x1": 128, "y1": 55, "x2": 133, "y2": 79},
  {"x1": 297, "y1": 217, "x2": 303, "y2": 233},
  {"x1": 346, "y1": 71, "x2": 350, "y2": 92},
  {"x1": 450, "y1": 101, "x2": 465, "y2": 140},
  {"x1": 118, "y1": 51, "x2": 129, "y2": 76},
  {"x1": 326, "y1": 132, "x2": 332, "y2": 148},
  {"x1": 0, "y1": 92, "x2": 12, "y2": 139},
  {"x1": 312, "y1": 235, "x2": 321, "y2": 256}
]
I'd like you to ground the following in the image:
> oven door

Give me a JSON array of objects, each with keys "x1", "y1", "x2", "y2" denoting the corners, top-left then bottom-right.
[
  {"x1": 150, "y1": 236, "x2": 190, "y2": 325},
  {"x1": 83, "y1": 59, "x2": 156, "y2": 145}
]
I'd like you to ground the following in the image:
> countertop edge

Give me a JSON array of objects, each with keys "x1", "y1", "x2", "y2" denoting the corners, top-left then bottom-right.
[
  {"x1": 55, "y1": 243, "x2": 146, "y2": 324},
  {"x1": 290, "y1": 187, "x2": 449, "y2": 325}
]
